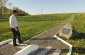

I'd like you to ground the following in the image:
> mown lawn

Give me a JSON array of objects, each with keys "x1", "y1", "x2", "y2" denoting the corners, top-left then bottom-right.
[
  {"x1": 0, "y1": 14, "x2": 71, "y2": 42},
  {"x1": 63, "y1": 14, "x2": 85, "y2": 55}
]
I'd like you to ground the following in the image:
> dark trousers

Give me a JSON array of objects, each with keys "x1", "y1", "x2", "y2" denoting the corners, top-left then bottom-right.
[{"x1": 11, "y1": 27, "x2": 22, "y2": 45}]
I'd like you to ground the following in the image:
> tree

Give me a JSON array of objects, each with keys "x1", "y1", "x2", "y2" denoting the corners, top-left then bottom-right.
[
  {"x1": 0, "y1": 0, "x2": 8, "y2": 18},
  {"x1": 8, "y1": 2, "x2": 12, "y2": 15},
  {"x1": 0, "y1": 0, "x2": 8, "y2": 7},
  {"x1": 13, "y1": 7, "x2": 28, "y2": 16},
  {"x1": 8, "y1": 2, "x2": 12, "y2": 9}
]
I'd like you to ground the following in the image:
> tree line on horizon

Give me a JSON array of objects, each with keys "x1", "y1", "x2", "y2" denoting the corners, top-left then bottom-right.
[{"x1": 0, "y1": 0, "x2": 30, "y2": 19}]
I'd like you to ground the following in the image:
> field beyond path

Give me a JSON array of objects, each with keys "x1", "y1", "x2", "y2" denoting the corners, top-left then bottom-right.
[{"x1": 0, "y1": 14, "x2": 74, "y2": 55}]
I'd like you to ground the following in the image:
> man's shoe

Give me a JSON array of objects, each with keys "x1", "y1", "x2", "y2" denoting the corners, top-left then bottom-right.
[
  {"x1": 19, "y1": 42, "x2": 23, "y2": 44},
  {"x1": 14, "y1": 44, "x2": 20, "y2": 46}
]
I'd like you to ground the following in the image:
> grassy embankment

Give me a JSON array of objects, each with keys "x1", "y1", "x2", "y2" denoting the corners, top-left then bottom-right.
[
  {"x1": 61, "y1": 14, "x2": 85, "y2": 55},
  {"x1": 0, "y1": 14, "x2": 71, "y2": 42}
]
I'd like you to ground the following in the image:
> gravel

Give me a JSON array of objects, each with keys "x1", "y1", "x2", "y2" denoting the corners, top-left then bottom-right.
[{"x1": 0, "y1": 44, "x2": 21, "y2": 55}]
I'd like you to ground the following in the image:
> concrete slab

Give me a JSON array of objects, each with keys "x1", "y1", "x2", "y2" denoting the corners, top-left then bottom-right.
[
  {"x1": 52, "y1": 50, "x2": 61, "y2": 55},
  {"x1": 14, "y1": 45, "x2": 39, "y2": 55},
  {"x1": 37, "y1": 46, "x2": 52, "y2": 55},
  {"x1": 0, "y1": 39, "x2": 12, "y2": 46}
]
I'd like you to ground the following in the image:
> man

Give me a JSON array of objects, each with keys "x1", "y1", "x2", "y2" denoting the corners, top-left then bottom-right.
[{"x1": 9, "y1": 10, "x2": 22, "y2": 46}]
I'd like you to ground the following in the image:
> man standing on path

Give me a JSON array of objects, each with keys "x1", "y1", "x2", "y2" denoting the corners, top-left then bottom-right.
[{"x1": 9, "y1": 10, "x2": 22, "y2": 46}]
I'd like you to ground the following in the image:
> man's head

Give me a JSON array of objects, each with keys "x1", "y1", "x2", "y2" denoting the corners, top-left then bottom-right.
[{"x1": 13, "y1": 10, "x2": 18, "y2": 15}]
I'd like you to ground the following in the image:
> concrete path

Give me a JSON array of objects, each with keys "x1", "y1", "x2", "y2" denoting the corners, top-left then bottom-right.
[
  {"x1": 52, "y1": 50, "x2": 61, "y2": 55},
  {"x1": 0, "y1": 15, "x2": 75, "y2": 55},
  {"x1": 37, "y1": 46, "x2": 52, "y2": 55},
  {"x1": 24, "y1": 15, "x2": 75, "y2": 55}
]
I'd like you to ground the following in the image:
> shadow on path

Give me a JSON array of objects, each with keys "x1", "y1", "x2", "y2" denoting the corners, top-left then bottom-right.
[{"x1": 31, "y1": 37, "x2": 57, "y2": 40}]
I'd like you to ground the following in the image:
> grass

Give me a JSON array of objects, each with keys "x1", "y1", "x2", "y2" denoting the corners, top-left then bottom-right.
[
  {"x1": 71, "y1": 14, "x2": 85, "y2": 55},
  {"x1": 0, "y1": 13, "x2": 85, "y2": 55},
  {"x1": 60, "y1": 14, "x2": 85, "y2": 55},
  {"x1": 0, "y1": 14, "x2": 71, "y2": 42}
]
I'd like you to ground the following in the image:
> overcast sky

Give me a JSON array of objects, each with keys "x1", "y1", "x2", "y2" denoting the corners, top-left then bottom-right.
[{"x1": 7, "y1": 0, "x2": 85, "y2": 15}]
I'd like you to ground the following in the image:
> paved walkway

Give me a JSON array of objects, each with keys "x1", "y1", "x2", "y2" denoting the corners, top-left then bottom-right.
[
  {"x1": 25, "y1": 15, "x2": 75, "y2": 55},
  {"x1": 0, "y1": 15, "x2": 75, "y2": 55}
]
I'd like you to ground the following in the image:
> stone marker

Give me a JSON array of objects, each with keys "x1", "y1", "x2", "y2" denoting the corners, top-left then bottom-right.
[
  {"x1": 58, "y1": 24, "x2": 72, "y2": 39},
  {"x1": 58, "y1": 23, "x2": 78, "y2": 39},
  {"x1": 62, "y1": 28, "x2": 71, "y2": 35}
]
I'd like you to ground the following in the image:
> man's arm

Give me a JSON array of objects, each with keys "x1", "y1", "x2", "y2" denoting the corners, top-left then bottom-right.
[{"x1": 14, "y1": 28, "x2": 18, "y2": 31}]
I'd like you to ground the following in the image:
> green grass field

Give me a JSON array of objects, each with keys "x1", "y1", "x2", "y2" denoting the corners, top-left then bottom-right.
[
  {"x1": 0, "y1": 14, "x2": 71, "y2": 42},
  {"x1": 0, "y1": 13, "x2": 85, "y2": 55},
  {"x1": 62, "y1": 14, "x2": 85, "y2": 55}
]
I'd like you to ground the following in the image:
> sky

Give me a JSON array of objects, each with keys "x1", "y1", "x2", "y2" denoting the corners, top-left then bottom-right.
[{"x1": 6, "y1": 0, "x2": 85, "y2": 15}]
